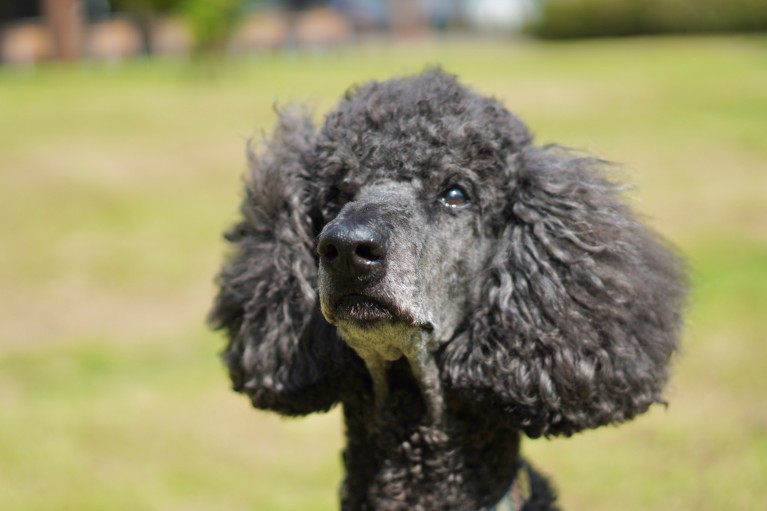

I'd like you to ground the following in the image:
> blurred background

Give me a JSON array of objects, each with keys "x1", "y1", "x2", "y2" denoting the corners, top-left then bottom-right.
[{"x1": 1, "y1": 1, "x2": 765, "y2": 510}]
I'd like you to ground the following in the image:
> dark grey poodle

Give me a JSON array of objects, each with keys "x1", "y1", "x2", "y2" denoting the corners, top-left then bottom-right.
[{"x1": 210, "y1": 69, "x2": 686, "y2": 510}]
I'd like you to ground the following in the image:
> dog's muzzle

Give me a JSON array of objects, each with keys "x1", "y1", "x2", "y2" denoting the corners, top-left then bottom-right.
[
  {"x1": 317, "y1": 212, "x2": 397, "y2": 325},
  {"x1": 316, "y1": 201, "x2": 445, "y2": 428}
]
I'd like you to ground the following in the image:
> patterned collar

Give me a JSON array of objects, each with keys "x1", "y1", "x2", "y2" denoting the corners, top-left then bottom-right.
[{"x1": 491, "y1": 462, "x2": 533, "y2": 511}]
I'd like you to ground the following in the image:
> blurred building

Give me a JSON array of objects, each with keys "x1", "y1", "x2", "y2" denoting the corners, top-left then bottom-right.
[
  {"x1": 1, "y1": 0, "x2": 190, "y2": 65},
  {"x1": 0, "y1": 0, "x2": 537, "y2": 66}
]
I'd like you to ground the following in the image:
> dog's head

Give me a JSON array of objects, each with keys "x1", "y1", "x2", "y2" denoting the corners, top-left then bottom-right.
[
  {"x1": 211, "y1": 69, "x2": 686, "y2": 436},
  {"x1": 314, "y1": 70, "x2": 532, "y2": 359}
]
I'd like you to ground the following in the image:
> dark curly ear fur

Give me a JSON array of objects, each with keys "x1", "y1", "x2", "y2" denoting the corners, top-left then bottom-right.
[
  {"x1": 443, "y1": 146, "x2": 686, "y2": 437},
  {"x1": 209, "y1": 107, "x2": 350, "y2": 415}
]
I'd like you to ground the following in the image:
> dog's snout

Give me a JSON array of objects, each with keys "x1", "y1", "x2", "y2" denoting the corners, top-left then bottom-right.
[{"x1": 318, "y1": 219, "x2": 387, "y2": 279}]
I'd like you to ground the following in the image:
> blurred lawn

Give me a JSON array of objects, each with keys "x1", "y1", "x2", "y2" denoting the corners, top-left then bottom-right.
[{"x1": 1, "y1": 35, "x2": 766, "y2": 510}]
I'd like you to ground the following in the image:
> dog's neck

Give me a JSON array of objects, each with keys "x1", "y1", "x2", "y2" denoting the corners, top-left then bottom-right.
[{"x1": 340, "y1": 359, "x2": 521, "y2": 511}]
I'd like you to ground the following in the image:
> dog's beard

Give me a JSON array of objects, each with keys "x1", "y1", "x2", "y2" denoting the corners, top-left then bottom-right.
[{"x1": 338, "y1": 318, "x2": 445, "y2": 429}]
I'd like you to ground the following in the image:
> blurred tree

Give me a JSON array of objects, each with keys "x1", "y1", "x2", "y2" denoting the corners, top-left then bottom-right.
[
  {"x1": 180, "y1": 0, "x2": 242, "y2": 55},
  {"x1": 43, "y1": 0, "x2": 85, "y2": 60},
  {"x1": 111, "y1": 0, "x2": 246, "y2": 57},
  {"x1": 530, "y1": 0, "x2": 767, "y2": 38}
]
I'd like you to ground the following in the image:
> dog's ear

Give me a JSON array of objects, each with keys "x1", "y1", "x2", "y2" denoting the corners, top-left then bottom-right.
[
  {"x1": 443, "y1": 146, "x2": 687, "y2": 437},
  {"x1": 209, "y1": 107, "x2": 349, "y2": 416}
]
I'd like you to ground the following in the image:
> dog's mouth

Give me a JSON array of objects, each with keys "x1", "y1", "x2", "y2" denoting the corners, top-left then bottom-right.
[
  {"x1": 330, "y1": 293, "x2": 431, "y2": 331},
  {"x1": 334, "y1": 294, "x2": 398, "y2": 323}
]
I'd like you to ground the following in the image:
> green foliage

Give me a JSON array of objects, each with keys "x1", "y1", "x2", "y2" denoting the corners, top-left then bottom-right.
[
  {"x1": 180, "y1": 0, "x2": 244, "y2": 53},
  {"x1": 531, "y1": 0, "x2": 767, "y2": 38},
  {"x1": 112, "y1": 0, "x2": 245, "y2": 54}
]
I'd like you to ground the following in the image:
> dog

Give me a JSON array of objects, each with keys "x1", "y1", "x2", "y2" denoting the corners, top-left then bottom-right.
[{"x1": 210, "y1": 69, "x2": 686, "y2": 510}]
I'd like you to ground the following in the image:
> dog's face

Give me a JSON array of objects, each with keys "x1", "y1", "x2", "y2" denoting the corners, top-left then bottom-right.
[
  {"x1": 313, "y1": 75, "x2": 530, "y2": 360},
  {"x1": 317, "y1": 176, "x2": 488, "y2": 358}
]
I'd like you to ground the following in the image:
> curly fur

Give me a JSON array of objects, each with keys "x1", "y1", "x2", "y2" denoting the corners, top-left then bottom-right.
[{"x1": 210, "y1": 69, "x2": 686, "y2": 510}]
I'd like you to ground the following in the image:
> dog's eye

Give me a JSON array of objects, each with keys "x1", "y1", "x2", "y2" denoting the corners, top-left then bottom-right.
[{"x1": 440, "y1": 186, "x2": 471, "y2": 208}]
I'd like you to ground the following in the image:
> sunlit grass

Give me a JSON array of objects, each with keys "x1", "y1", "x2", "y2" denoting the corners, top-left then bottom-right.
[{"x1": 1, "y1": 35, "x2": 765, "y2": 510}]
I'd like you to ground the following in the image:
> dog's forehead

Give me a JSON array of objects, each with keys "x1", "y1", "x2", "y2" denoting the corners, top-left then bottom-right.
[
  {"x1": 318, "y1": 117, "x2": 523, "y2": 191},
  {"x1": 314, "y1": 74, "x2": 533, "y2": 205},
  {"x1": 354, "y1": 179, "x2": 427, "y2": 204},
  {"x1": 339, "y1": 154, "x2": 479, "y2": 194},
  {"x1": 337, "y1": 138, "x2": 507, "y2": 195}
]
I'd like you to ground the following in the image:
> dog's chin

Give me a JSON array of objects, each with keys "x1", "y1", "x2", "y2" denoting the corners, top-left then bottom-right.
[
  {"x1": 324, "y1": 294, "x2": 431, "y2": 331},
  {"x1": 334, "y1": 295, "x2": 397, "y2": 325}
]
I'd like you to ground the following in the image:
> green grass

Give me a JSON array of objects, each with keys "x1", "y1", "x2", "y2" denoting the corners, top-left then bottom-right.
[{"x1": 1, "y1": 35, "x2": 766, "y2": 510}]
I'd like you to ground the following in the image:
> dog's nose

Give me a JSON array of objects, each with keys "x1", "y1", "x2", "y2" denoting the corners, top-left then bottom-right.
[{"x1": 318, "y1": 219, "x2": 387, "y2": 279}]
